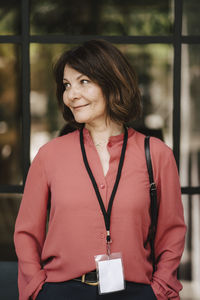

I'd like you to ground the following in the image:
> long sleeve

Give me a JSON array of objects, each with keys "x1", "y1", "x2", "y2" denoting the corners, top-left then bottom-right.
[
  {"x1": 13, "y1": 128, "x2": 187, "y2": 300},
  {"x1": 150, "y1": 140, "x2": 186, "y2": 299},
  {"x1": 14, "y1": 149, "x2": 49, "y2": 300}
]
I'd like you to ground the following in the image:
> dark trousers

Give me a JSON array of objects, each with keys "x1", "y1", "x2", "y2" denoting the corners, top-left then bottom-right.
[{"x1": 36, "y1": 280, "x2": 157, "y2": 300}]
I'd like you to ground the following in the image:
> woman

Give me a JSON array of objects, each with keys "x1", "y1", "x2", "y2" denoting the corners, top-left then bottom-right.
[{"x1": 14, "y1": 40, "x2": 186, "y2": 300}]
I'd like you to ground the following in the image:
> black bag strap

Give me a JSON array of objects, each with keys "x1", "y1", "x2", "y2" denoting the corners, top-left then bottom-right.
[{"x1": 144, "y1": 136, "x2": 158, "y2": 273}]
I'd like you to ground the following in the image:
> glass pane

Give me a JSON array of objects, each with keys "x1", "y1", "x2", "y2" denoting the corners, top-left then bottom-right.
[
  {"x1": 0, "y1": 44, "x2": 22, "y2": 185},
  {"x1": 0, "y1": 193, "x2": 21, "y2": 260},
  {"x1": 0, "y1": 0, "x2": 20, "y2": 35},
  {"x1": 183, "y1": 0, "x2": 200, "y2": 35},
  {"x1": 30, "y1": 43, "x2": 173, "y2": 158},
  {"x1": 30, "y1": 44, "x2": 67, "y2": 160},
  {"x1": 30, "y1": 0, "x2": 173, "y2": 36},
  {"x1": 179, "y1": 195, "x2": 200, "y2": 299},
  {"x1": 180, "y1": 45, "x2": 200, "y2": 187},
  {"x1": 117, "y1": 44, "x2": 173, "y2": 147}
]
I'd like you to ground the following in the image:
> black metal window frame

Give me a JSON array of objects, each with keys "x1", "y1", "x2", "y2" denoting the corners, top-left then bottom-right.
[{"x1": 0, "y1": 0, "x2": 200, "y2": 195}]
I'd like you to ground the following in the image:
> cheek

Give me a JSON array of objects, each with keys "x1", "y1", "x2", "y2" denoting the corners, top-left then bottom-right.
[
  {"x1": 89, "y1": 88, "x2": 105, "y2": 104},
  {"x1": 63, "y1": 91, "x2": 69, "y2": 106},
  {"x1": 96, "y1": 95, "x2": 106, "y2": 111}
]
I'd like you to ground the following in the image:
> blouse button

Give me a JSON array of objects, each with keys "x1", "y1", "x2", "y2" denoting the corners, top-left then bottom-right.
[{"x1": 100, "y1": 184, "x2": 105, "y2": 189}]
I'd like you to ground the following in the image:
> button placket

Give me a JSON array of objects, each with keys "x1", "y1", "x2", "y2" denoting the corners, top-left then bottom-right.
[{"x1": 98, "y1": 179, "x2": 109, "y2": 211}]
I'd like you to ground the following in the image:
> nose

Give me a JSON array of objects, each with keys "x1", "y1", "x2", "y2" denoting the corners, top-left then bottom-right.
[{"x1": 67, "y1": 84, "x2": 81, "y2": 101}]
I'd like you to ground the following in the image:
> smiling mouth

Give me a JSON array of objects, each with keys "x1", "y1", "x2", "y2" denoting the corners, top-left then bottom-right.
[{"x1": 73, "y1": 104, "x2": 89, "y2": 110}]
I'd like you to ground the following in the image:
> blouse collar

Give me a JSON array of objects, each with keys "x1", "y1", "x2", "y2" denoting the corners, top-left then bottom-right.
[{"x1": 81, "y1": 126, "x2": 135, "y2": 147}]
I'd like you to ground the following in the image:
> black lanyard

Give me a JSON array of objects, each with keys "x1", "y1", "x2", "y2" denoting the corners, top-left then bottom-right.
[{"x1": 80, "y1": 126, "x2": 128, "y2": 246}]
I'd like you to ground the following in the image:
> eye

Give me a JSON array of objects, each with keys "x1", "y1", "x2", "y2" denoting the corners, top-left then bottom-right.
[
  {"x1": 63, "y1": 82, "x2": 70, "y2": 90},
  {"x1": 80, "y1": 79, "x2": 90, "y2": 85}
]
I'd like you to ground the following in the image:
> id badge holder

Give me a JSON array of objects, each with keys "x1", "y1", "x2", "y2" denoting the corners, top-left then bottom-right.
[{"x1": 94, "y1": 243, "x2": 125, "y2": 295}]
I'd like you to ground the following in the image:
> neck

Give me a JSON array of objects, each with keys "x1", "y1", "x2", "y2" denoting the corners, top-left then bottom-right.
[{"x1": 85, "y1": 121, "x2": 124, "y2": 145}]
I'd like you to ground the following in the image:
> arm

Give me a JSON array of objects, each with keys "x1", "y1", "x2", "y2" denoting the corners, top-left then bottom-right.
[
  {"x1": 14, "y1": 149, "x2": 49, "y2": 300},
  {"x1": 150, "y1": 142, "x2": 186, "y2": 300}
]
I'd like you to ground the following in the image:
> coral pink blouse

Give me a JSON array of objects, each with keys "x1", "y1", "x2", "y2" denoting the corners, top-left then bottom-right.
[{"x1": 14, "y1": 128, "x2": 186, "y2": 300}]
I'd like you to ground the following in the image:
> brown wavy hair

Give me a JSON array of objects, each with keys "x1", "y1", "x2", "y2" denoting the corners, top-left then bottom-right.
[{"x1": 53, "y1": 39, "x2": 142, "y2": 129}]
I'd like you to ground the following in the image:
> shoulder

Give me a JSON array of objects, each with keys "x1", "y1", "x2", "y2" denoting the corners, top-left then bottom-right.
[
  {"x1": 131, "y1": 130, "x2": 175, "y2": 166},
  {"x1": 36, "y1": 130, "x2": 79, "y2": 159},
  {"x1": 149, "y1": 136, "x2": 173, "y2": 159},
  {"x1": 147, "y1": 136, "x2": 178, "y2": 179},
  {"x1": 133, "y1": 130, "x2": 172, "y2": 154},
  {"x1": 131, "y1": 129, "x2": 171, "y2": 153}
]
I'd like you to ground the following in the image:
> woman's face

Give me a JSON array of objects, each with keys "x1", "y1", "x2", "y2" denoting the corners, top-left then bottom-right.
[{"x1": 63, "y1": 65, "x2": 107, "y2": 126}]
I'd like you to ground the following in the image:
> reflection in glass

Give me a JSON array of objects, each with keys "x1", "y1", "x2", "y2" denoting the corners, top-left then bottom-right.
[
  {"x1": 30, "y1": 0, "x2": 173, "y2": 36},
  {"x1": 183, "y1": 0, "x2": 200, "y2": 35},
  {"x1": 180, "y1": 45, "x2": 200, "y2": 187},
  {"x1": 0, "y1": 1, "x2": 20, "y2": 35},
  {"x1": 30, "y1": 43, "x2": 173, "y2": 158},
  {"x1": 0, "y1": 194, "x2": 21, "y2": 260},
  {"x1": 0, "y1": 44, "x2": 22, "y2": 185},
  {"x1": 179, "y1": 195, "x2": 200, "y2": 298}
]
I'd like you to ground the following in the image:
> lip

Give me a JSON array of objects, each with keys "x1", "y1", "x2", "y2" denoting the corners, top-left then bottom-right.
[{"x1": 73, "y1": 104, "x2": 89, "y2": 110}]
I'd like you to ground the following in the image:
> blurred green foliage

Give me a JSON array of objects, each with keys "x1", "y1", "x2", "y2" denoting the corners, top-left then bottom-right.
[{"x1": 30, "y1": 0, "x2": 173, "y2": 35}]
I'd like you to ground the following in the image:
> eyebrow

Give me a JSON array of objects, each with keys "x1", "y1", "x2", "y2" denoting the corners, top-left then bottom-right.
[{"x1": 63, "y1": 74, "x2": 85, "y2": 82}]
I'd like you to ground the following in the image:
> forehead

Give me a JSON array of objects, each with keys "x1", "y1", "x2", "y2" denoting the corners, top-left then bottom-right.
[{"x1": 63, "y1": 65, "x2": 83, "y2": 80}]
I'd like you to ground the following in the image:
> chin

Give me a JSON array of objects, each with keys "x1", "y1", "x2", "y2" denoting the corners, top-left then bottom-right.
[{"x1": 74, "y1": 117, "x2": 90, "y2": 124}]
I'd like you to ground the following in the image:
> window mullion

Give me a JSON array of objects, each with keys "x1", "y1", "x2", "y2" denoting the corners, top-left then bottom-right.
[
  {"x1": 173, "y1": 0, "x2": 183, "y2": 171},
  {"x1": 21, "y1": 0, "x2": 31, "y2": 185}
]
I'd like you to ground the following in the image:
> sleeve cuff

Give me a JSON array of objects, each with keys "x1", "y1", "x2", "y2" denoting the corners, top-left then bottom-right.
[
  {"x1": 151, "y1": 281, "x2": 168, "y2": 300},
  {"x1": 151, "y1": 279, "x2": 181, "y2": 300},
  {"x1": 31, "y1": 280, "x2": 45, "y2": 300},
  {"x1": 25, "y1": 269, "x2": 47, "y2": 300}
]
